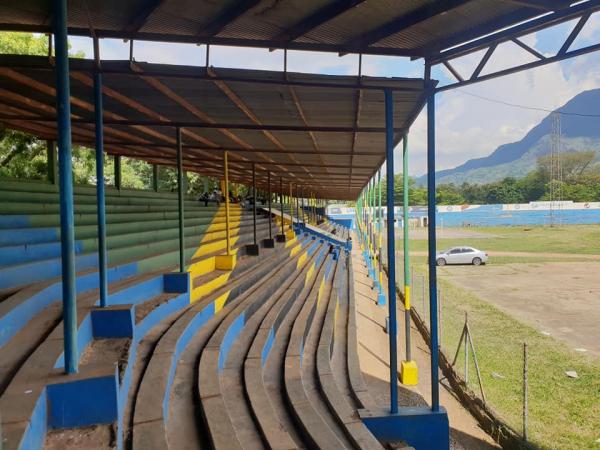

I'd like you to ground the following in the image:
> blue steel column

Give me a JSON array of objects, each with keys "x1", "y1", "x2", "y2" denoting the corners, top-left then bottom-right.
[
  {"x1": 93, "y1": 71, "x2": 108, "y2": 308},
  {"x1": 54, "y1": 0, "x2": 77, "y2": 374},
  {"x1": 176, "y1": 127, "x2": 185, "y2": 272},
  {"x1": 426, "y1": 66, "x2": 441, "y2": 411},
  {"x1": 268, "y1": 171, "x2": 272, "y2": 239},
  {"x1": 296, "y1": 185, "x2": 300, "y2": 227},
  {"x1": 385, "y1": 88, "x2": 398, "y2": 413},
  {"x1": 280, "y1": 177, "x2": 284, "y2": 234},
  {"x1": 252, "y1": 163, "x2": 257, "y2": 245}
]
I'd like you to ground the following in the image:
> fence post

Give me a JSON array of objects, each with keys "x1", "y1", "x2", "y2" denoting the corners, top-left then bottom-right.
[
  {"x1": 438, "y1": 288, "x2": 442, "y2": 350},
  {"x1": 523, "y1": 342, "x2": 529, "y2": 442},
  {"x1": 465, "y1": 312, "x2": 469, "y2": 385}
]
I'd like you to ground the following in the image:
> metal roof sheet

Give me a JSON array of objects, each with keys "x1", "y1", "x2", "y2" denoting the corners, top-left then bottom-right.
[
  {"x1": 0, "y1": 0, "x2": 580, "y2": 57},
  {"x1": 0, "y1": 55, "x2": 429, "y2": 199}
]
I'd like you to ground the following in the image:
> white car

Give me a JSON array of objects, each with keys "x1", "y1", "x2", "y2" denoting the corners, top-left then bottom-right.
[{"x1": 436, "y1": 247, "x2": 488, "y2": 266}]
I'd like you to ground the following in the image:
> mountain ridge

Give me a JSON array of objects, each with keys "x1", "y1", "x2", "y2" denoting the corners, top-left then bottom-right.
[{"x1": 419, "y1": 88, "x2": 600, "y2": 185}]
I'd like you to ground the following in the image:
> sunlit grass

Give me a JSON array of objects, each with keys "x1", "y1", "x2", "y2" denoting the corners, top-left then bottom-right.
[
  {"x1": 410, "y1": 264, "x2": 600, "y2": 450},
  {"x1": 404, "y1": 225, "x2": 600, "y2": 255}
]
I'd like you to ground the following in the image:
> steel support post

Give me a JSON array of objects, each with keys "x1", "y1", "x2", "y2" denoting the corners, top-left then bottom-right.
[
  {"x1": 176, "y1": 127, "x2": 185, "y2": 272},
  {"x1": 224, "y1": 151, "x2": 231, "y2": 255},
  {"x1": 426, "y1": 67, "x2": 441, "y2": 411},
  {"x1": 385, "y1": 89, "x2": 398, "y2": 413},
  {"x1": 400, "y1": 132, "x2": 418, "y2": 385},
  {"x1": 114, "y1": 155, "x2": 121, "y2": 190},
  {"x1": 280, "y1": 177, "x2": 284, "y2": 228},
  {"x1": 46, "y1": 140, "x2": 57, "y2": 184},
  {"x1": 289, "y1": 182, "x2": 294, "y2": 230},
  {"x1": 152, "y1": 164, "x2": 159, "y2": 192},
  {"x1": 376, "y1": 168, "x2": 385, "y2": 305},
  {"x1": 301, "y1": 186, "x2": 305, "y2": 225},
  {"x1": 403, "y1": 135, "x2": 411, "y2": 360},
  {"x1": 296, "y1": 185, "x2": 300, "y2": 228},
  {"x1": 54, "y1": 0, "x2": 77, "y2": 374},
  {"x1": 93, "y1": 71, "x2": 108, "y2": 307},
  {"x1": 268, "y1": 171, "x2": 272, "y2": 238},
  {"x1": 252, "y1": 163, "x2": 257, "y2": 245}
]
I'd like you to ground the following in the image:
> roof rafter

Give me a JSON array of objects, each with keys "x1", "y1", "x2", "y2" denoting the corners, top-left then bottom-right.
[
  {"x1": 423, "y1": 0, "x2": 600, "y2": 61},
  {"x1": 124, "y1": 0, "x2": 165, "y2": 33},
  {"x1": 197, "y1": 0, "x2": 261, "y2": 38},
  {"x1": 272, "y1": 0, "x2": 367, "y2": 43},
  {"x1": 499, "y1": 0, "x2": 570, "y2": 11},
  {"x1": 341, "y1": 0, "x2": 471, "y2": 51}
]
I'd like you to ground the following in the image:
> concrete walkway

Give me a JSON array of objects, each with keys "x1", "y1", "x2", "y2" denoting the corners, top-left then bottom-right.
[{"x1": 352, "y1": 237, "x2": 500, "y2": 450}]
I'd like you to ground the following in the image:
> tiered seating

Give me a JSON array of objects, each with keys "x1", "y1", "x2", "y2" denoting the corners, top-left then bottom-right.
[
  {"x1": 0, "y1": 180, "x2": 287, "y2": 450},
  {"x1": 0, "y1": 180, "x2": 385, "y2": 450},
  {"x1": 128, "y1": 237, "x2": 382, "y2": 450}
]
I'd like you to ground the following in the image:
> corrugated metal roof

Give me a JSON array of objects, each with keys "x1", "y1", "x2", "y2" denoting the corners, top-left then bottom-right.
[
  {"x1": 0, "y1": 55, "x2": 428, "y2": 200},
  {"x1": 0, "y1": 0, "x2": 578, "y2": 57}
]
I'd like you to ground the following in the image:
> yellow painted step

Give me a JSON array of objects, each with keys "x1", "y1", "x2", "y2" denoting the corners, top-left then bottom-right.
[{"x1": 191, "y1": 270, "x2": 233, "y2": 303}]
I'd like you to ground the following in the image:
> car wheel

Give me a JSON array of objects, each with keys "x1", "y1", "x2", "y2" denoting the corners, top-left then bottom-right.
[
  {"x1": 436, "y1": 258, "x2": 446, "y2": 266},
  {"x1": 472, "y1": 257, "x2": 482, "y2": 266}
]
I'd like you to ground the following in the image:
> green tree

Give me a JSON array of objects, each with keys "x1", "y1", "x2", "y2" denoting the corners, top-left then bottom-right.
[
  {"x1": 379, "y1": 174, "x2": 427, "y2": 206},
  {"x1": 436, "y1": 183, "x2": 465, "y2": 205},
  {"x1": 0, "y1": 32, "x2": 86, "y2": 181},
  {"x1": 0, "y1": 32, "x2": 49, "y2": 55}
]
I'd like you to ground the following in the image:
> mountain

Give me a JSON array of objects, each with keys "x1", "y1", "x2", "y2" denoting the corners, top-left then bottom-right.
[{"x1": 419, "y1": 89, "x2": 600, "y2": 185}]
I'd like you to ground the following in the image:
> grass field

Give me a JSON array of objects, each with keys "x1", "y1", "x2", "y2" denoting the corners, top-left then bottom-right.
[
  {"x1": 403, "y1": 224, "x2": 600, "y2": 255},
  {"x1": 392, "y1": 224, "x2": 600, "y2": 449},
  {"x1": 416, "y1": 271, "x2": 600, "y2": 450}
]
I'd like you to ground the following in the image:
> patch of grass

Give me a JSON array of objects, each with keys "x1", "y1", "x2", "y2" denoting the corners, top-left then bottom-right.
[
  {"x1": 411, "y1": 264, "x2": 600, "y2": 450},
  {"x1": 400, "y1": 255, "x2": 590, "y2": 266},
  {"x1": 404, "y1": 224, "x2": 600, "y2": 255}
]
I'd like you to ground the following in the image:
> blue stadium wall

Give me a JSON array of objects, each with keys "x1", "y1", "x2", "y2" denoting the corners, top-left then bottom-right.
[{"x1": 328, "y1": 203, "x2": 600, "y2": 227}]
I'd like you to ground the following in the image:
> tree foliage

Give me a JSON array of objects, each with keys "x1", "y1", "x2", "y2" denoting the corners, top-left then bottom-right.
[
  {"x1": 0, "y1": 32, "x2": 218, "y2": 194},
  {"x1": 372, "y1": 151, "x2": 600, "y2": 206}
]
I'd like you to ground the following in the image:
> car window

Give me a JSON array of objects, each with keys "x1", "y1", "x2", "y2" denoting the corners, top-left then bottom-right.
[
  {"x1": 449, "y1": 249, "x2": 461, "y2": 254},
  {"x1": 462, "y1": 248, "x2": 474, "y2": 253}
]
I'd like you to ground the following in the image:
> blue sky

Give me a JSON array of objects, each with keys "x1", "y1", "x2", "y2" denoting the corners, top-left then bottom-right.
[{"x1": 69, "y1": 12, "x2": 600, "y2": 177}]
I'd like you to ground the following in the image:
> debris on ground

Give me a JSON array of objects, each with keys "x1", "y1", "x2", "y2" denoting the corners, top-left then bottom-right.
[
  {"x1": 491, "y1": 372, "x2": 505, "y2": 379},
  {"x1": 565, "y1": 370, "x2": 579, "y2": 378}
]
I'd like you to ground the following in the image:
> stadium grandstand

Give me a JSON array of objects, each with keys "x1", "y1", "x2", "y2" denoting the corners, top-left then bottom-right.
[{"x1": 0, "y1": 1, "x2": 599, "y2": 449}]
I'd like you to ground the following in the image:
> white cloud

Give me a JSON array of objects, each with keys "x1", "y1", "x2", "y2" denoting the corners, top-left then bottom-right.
[
  {"x1": 404, "y1": 35, "x2": 600, "y2": 177},
  {"x1": 69, "y1": 27, "x2": 600, "y2": 180}
]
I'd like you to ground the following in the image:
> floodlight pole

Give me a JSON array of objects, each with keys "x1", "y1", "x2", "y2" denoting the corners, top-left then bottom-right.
[
  {"x1": 384, "y1": 88, "x2": 398, "y2": 413},
  {"x1": 54, "y1": 0, "x2": 77, "y2": 374},
  {"x1": 426, "y1": 65, "x2": 441, "y2": 411},
  {"x1": 93, "y1": 68, "x2": 108, "y2": 308},
  {"x1": 176, "y1": 127, "x2": 185, "y2": 272}
]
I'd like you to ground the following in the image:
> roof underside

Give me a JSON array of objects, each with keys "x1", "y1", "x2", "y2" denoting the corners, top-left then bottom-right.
[
  {"x1": 0, "y1": 56, "x2": 428, "y2": 200},
  {"x1": 0, "y1": 0, "x2": 576, "y2": 58}
]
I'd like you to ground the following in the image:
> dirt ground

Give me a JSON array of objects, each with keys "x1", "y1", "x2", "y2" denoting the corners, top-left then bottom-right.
[
  {"x1": 439, "y1": 262, "x2": 600, "y2": 357},
  {"x1": 352, "y1": 242, "x2": 500, "y2": 450}
]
